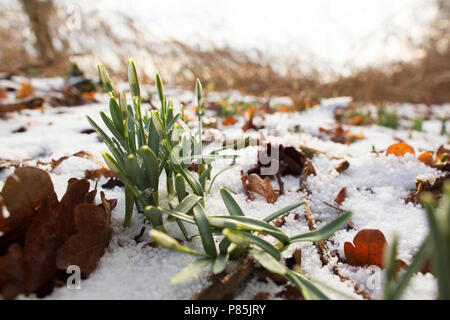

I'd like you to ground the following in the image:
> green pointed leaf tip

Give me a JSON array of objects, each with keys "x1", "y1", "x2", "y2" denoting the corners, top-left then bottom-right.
[
  {"x1": 156, "y1": 73, "x2": 164, "y2": 104},
  {"x1": 97, "y1": 63, "x2": 113, "y2": 92},
  {"x1": 222, "y1": 228, "x2": 248, "y2": 248},
  {"x1": 196, "y1": 78, "x2": 202, "y2": 104},
  {"x1": 127, "y1": 59, "x2": 140, "y2": 100}
]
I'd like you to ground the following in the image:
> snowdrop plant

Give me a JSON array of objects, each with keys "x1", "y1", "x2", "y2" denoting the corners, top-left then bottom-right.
[
  {"x1": 87, "y1": 60, "x2": 174, "y2": 228},
  {"x1": 149, "y1": 187, "x2": 352, "y2": 300},
  {"x1": 88, "y1": 60, "x2": 243, "y2": 228}
]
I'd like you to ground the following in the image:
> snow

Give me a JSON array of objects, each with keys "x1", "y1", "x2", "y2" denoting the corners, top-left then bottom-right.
[{"x1": 1, "y1": 82, "x2": 449, "y2": 300}]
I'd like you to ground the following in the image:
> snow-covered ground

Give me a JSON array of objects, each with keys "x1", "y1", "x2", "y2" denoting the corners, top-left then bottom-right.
[{"x1": 1, "y1": 82, "x2": 449, "y2": 299}]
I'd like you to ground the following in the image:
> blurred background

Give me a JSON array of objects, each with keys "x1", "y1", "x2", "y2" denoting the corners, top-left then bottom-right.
[{"x1": 0, "y1": 0, "x2": 449, "y2": 104}]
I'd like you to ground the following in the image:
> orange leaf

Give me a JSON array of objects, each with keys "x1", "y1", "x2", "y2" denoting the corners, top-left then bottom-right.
[
  {"x1": 279, "y1": 105, "x2": 295, "y2": 113},
  {"x1": 17, "y1": 82, "x2": 34, "y2": 99},
  {"x1": 418, "y1": 151, "x2": 433, "y2": 166},
  {"x1": 344, "y1": 229, "x2": 387, "y2": 268},
  {"x1": 386, "y1": 142, "x2": 415, "y2": 157},
  {"x1": 334, "y1": 187, "x2": 347, "y2": 205},
  {"x1": 222, "y1": 114, "x2": 237, "y2": 126},
  {"x1": 351, "y1": 115, "x2": 364, "y2": 126},
  {"x1": 81, "y1": 91, "x2": 96, "y2": 100}
]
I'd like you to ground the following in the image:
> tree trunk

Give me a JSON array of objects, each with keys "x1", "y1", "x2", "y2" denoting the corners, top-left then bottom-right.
[{"x1": 19, "y1": 0, "x2": 56, "y2": 63}]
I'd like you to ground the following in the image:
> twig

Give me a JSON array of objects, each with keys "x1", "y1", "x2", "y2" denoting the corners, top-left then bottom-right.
[{"x1": 190, "y1": 255, "x2": 254, "y2": 300}]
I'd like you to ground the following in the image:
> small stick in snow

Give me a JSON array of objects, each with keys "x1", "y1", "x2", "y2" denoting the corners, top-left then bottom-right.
[
  {"x1": 322, "y1": 201, "x2": 355, "y2": 230},
  {"x1": 190, "y1": 255, "x2": 254, "y2": 300}
]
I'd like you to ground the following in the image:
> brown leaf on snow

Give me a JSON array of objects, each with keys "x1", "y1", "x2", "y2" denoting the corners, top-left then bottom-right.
[
  {"x1": 334, "y1": 187, "x2": 347, "y2": 205},
  {"x1": 344, "y1": 229, "x2": 387, "y2": 268},
  {"x1": 0, "y1": 167, "x2": 58, "y2": 246},
  {"x1": 242, "y1": 115, "x2": 263, "y2": 132},
  {"x1": 418, "y1": 151, "x2": 434, "y2": 165},
  {"x1": 386, "y1": 142, "x2": 415, "y2": 157},
  {"x1": 0, "y1": 244, "x2": 26, "y2": 299},
  {"x1": 17, "y1": 82, "x2": 34, "y2": 99},
  {"x1": 275, "y1": 284, "x2": 304, "y2": 300},
  {"x1": 241, "y1": 172, "x2": 280, "y2": 203},
  {"x1": 84, "y1": 167, "x2": 113, "y2": 180},
  {"x1": 23, "y1": 199, "x2": 64, "y2": 294},
  {"x1": 56, "y1": 203, "x2": 112, "y2": 275},
  {"x1": 0, "y1": 168, "x2": 115, "y2": 299},
  {"x1": 253, "y1": 292, "x2": 270, "y2": 300},
  {"x1": 248, "y1": 144, "x2": 310, "y2": 178},
  {"x1": 436, "y1": 145, "x2": 450, "y2": 162},
  {"x1": 101, "y1": 178, "x2": 124, "y2": 190},
  {"x1": 319, "y1": 126, "x2": 364, "y2": 145}
]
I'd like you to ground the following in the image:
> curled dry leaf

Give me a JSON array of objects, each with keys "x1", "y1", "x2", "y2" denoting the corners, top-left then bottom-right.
[
  {"x1": 241, "y1": 172, "x2": 280, "y2": 203},
  {"x1": 418, "y1": 151, "x2": 433, "y2": 165},
  {"x1": 344, "y1": 229, "x2": 387, "y2": 268},
  {"x1": 334, "y1": 187, "x2": 347, "y2": 206},
  {"x1": 0, "y1": 167, "x2": 115, "y2": 299},
  {"x1": 436, "y1": 145, "x2": 450, "y2": 162},
  {"x1": 56, "y1": 203, "x2": 112, "y2": 274},
  {"x1": 102, "y1": 178, "x2": 125, "y2": 190},
  {"x1": 319, "y1": 126, "x2": 364, "y2": 145},
  {"x1": 386, "y1": 142, "x2": 415, "y2": 157},
  {"x1": 0, "y1": 167, "x2": 58, "y2": 245}
]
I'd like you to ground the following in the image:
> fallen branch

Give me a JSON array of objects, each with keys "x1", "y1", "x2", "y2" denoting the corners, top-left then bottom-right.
[{"x1": 0, "y1": 97, "x2": 44, "y2": 113}]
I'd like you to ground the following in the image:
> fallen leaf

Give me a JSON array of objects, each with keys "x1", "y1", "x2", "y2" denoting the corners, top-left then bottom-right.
[
  {"x1": 0, "y1": 244, "x2": 25, "y2": 299},
  {"x1": 56, "y1": 203, "x2": 112, "y2": 275},
  {"x1": 12, "y1": 126, "x2": 27, "y2": 133},
  {"x1": 0, "y1": 168, "x2": 115, "y2": 299},
  {"x1": 275, "y1": 284, "x2": 304, "y2": 300},
  {"x1": 418, "y1": 151, "x2": 433, "y2": 165},
  {"x1": 344, "y1": 229, "x2": 387, "y2": 268},
  {"x1": 386, "y1": 142, "x2": 415, "y2": 157},
  {"x1": 278, "y1": 105, "x2": 295, "y2": 113},
  {"x1": 23, "y1": 200, "x2": 64, "y2": 294},
  {"x1": 436, "y1": 145, "x2": 450, "y2": 162},
  {"x1": 319, "y1": 126, "x2": 364, "y2": 145},
  {"x1": 0, "y1": 167, "x2": 58, "y2": 245},
  {"x1": 242, "y1": 115, "x2": 262, "y2": 132},
  {"x1": 101, "y1": 178, "x2": 124, "y2": 190},
  {"x1": 253, "y1": 292, "x2": 269, "y2": 300},
  {"x1": 222, "y1": 114, "x2": 237, "y2": 126},
  {"x1": 84, "y1": 167, "x2": 113, "y2": 180},
  {"x1": 334, "y1": 187, "x2": 347, "y2": 205},
  {"x1": 17, "y1": 82, "x2": 33, "y2": 99},
  {"x1": 81, "y1": 128, "x2": 96, "y2": 134},
  {"x1": 241, "y1": 173, "x2": 280, "y2": 203}
]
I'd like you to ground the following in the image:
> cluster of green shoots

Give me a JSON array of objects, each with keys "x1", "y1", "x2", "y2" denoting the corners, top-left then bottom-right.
[
  {"x1": 377, "y1": 105, "x2": 399, "y2": 129},
  {"x1": 383, "y1": 183, "x2": 450, "y2": 300},
  {"x1": 88, "y1": 60, "x2": 353, "y2": 299}
]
